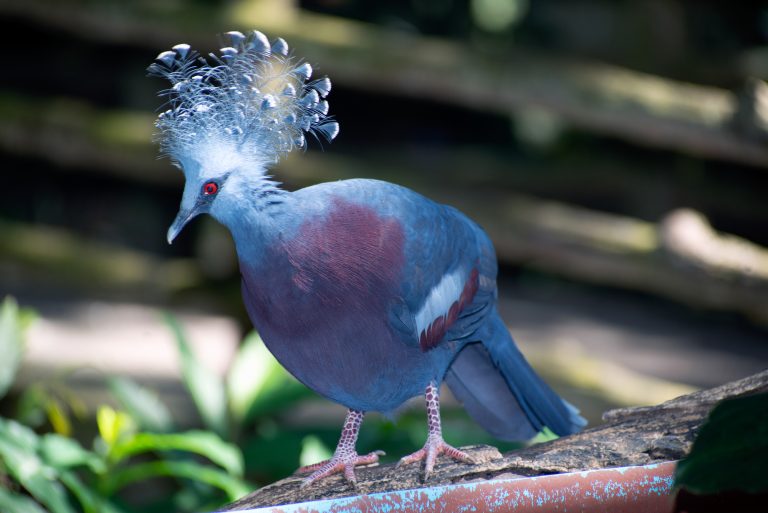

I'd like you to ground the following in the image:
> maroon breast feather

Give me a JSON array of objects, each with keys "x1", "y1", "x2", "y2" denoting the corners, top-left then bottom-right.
[{"x1": 284, "y1": 197, "x2": 405, "y2": 299}]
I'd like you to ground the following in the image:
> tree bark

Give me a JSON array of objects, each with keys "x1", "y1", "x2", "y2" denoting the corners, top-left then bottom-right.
[{"x1": 223, "y1": 370, "x2": 768, "y2": 510}]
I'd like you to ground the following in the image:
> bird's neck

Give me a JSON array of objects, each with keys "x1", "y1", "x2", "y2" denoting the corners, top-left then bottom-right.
[{"x1": 216, "y1": 180, "x2": 298, "y2": 265}]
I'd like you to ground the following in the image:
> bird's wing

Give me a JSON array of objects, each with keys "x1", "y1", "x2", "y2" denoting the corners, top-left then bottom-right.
[{"x1": 389, "y1": 204, "x2": 497, "y2": 352}]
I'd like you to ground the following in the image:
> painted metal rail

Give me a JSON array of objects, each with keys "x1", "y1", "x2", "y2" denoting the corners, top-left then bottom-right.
[{"x1": 224, "y1": 460, "x2": 676, "y2": 513}]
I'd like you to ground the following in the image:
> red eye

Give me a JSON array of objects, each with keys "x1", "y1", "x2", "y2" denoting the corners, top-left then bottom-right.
[{"x1": 203, "y1": 182, "x2": 218, "y2": 195}]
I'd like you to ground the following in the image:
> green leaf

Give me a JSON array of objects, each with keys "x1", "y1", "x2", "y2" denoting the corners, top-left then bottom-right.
[
  {"x1": 164, "y1": 313, "x2": 229, "y2": 437},
  {"x1": 40, "y1": 434, "x2": 105, "y2": 473},
  {"x1": 58, "y1": 470, "x2": 125, "y2": 513},
  {"x1": 227, "y1": 332, "x2": 301, "y2": 422},
  {"x1": 0, "y1": 487, "x2": 49, "y2": 513},
  {"x1": 0, "y1": 416, "x2": 40, "y2": 451},
  {"x1": 299, "y1": 435, "x2": 332, "y2": 468},
  {"x1": 102, "y1": 460, "x2": 251, "y2": 500},
  {"x1": 244, "y1": 380, "x2": 311, "y2": 422},
  {"x1": 241, "y1": 428, "x2": 306, "y2": 479},
  {"x1": 0, "y1": 297, "x2": 26, "y2": 400},
  {"x1": 226, "y1": 332, "x2": 274, "y2": 422},
  {"x1": 227, "y1": 332, "x2": 312, "y2": 423},
  {"x1": 16, "y1": 383, "x2": 48, "y2": 428},
  {"x1": 675, "y1": 392, "x2": 768, "y2": 494},
  {"x1": 530, "y1": 426, "x2": 559, "y2": 444},
  {"x1": 45, "y1": 398, "x2": 72, "y2": 437},
  {"x1": 108, "y1": 376, "x2": 174, "y2": 433},
  {"x1": 110, "y1": 431, "x2": 243, "y2": 476},
  {"x1": 0, "y1": 420, "x2": 75, "y2": 513},
  {"x1": 96, "y1": 406, "x2": 136, "y2": 450}
]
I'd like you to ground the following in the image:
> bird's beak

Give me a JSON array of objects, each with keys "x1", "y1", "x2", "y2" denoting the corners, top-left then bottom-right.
[{"x1": 167, "y1": 208, "x2": 198, "y2": 244}]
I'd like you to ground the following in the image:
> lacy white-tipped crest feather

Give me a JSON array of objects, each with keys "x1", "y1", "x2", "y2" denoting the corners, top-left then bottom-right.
[{"x1": 148, "y1": 30, "x2": 339, "y2": 170}]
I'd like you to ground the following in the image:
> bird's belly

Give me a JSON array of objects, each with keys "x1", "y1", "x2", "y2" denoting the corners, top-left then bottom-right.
[
  {"x1": 266, "y1": 316, "x2": 437, "y2": 412},
  {"x1": 242, "y1": 283, "x2": 446, "y2": 412}
]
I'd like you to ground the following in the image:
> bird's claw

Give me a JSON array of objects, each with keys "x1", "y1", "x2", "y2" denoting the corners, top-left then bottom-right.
[
  {"x1": 298, "y1": 450, "x2": 385, "y2": 488},
  {"x1": 398, "y1": 436, "x2": 474, "y2": 481}
]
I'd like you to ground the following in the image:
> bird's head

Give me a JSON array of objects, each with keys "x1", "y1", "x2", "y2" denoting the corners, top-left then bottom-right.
[
  {"x1": 164, "y1": 143, "x2": 248, "y2": 244},
  {"x1": 148, "y1": 31, "x2": 339, "y2": 243}
]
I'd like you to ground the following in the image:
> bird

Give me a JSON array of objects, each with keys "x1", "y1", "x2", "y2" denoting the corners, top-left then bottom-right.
[{"x1": 149, "y1": 30, "x2": 586, "y2": 487}]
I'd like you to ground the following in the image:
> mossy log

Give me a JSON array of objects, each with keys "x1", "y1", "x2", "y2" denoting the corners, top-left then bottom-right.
[
  {"x1": 2, "y1": 0, "x2": 767, "y2": 167},
  {"x1": 0, "y1": 220, "x2": 201, "y2": 298},
  {"x1": 223, "y1": 370, "x2": 768, "y2": 510}
]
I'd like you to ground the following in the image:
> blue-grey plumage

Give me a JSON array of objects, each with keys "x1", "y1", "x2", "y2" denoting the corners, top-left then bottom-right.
[
  {"x1": 151, "y1": 31, "x2": 585, "y2": 486},
  {"x1": 235, "y1": 179, "x2": 491, "y2": 414}
]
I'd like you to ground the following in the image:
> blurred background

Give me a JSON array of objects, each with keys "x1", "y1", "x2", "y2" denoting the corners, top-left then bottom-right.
[{"x1": 1, "y1": 0, "x2": 768, "y2": 511}]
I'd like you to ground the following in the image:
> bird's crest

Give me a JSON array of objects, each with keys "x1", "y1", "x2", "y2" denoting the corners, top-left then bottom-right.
[{"x1": 148, "y1": 30, "x2": 339, "y2": 173}]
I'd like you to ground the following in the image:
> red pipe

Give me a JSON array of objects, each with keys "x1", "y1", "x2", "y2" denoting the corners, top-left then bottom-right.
[{"x1": 225, "y1": 460, "x2": 676, "y2": 513}]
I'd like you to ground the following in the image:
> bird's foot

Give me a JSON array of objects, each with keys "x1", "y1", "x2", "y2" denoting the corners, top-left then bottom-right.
[
  {"x1": 398, "y1": 434, "x2": 475, "y2": 481},
  {"x1": 297, "y1": 450, "x2": 385, "y2": 488}
]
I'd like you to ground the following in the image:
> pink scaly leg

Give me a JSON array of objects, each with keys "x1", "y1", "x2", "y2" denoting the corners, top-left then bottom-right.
[
  {"x1": 296, "y1": 409, "x2": 384, "y2": 487},
  {"x1": 398, "y1": 381, "x2": 475, "y2": 481}
]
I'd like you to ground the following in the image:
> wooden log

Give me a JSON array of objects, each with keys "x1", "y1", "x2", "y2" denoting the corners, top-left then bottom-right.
[
  {"x1": 223, "y1": 370, "x2": 768, "y2": 510},
  {"x1": 0, "y1": 93, "x2": 174, "y2": 186},
  {"x1": 1, "y1": 1, "x2": 767, "y2": 167},
  {"x1": 0, "y1": 219, "x2": 201, "y2": 298}
]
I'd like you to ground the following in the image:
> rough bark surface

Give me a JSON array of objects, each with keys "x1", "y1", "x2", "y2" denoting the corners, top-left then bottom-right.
[{"x1": 224, "y1": 370, "x2": 768, "y2": 510}]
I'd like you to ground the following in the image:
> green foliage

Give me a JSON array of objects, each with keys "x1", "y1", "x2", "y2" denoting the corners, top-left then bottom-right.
[
  {"x1": 0, "y1": 487, "x2": 50, "y2": 513},
  {"x1": 109, "y1": 431, "x2": 243, "y2": 477},
  {"x1": 298, "y1": 436, "x2": 333, "y2": 468},
  {"x1": 161, "y1": 314, "x2": 312, "y2": 440},
  {"x1": 0, "y1": 300, "x2": 527, "y2": 512},
  {"x1": 96, "y1": 403, "x2": 249, "y2": 505},
  {"x1": 0, "y1": 409, "x2": 248, "y2": 512},
  {"x1": 227, "y1": 331, "x2": 278, "y2": 423},
  {"x1": 164, "y1": 313, "x2": 229, "y2": 438},
  {"x1": 107, "y1": 377, "x2": 174, "y2": 433},
  {"x1": 0, "y1": 299, "x2": 250, "y2": 513},
  {"x1": 0, "y1": 297, "x2": 34, "y2": 400},
  {"x1": 158, "y1": 314, "x2": 325, "y2": 482},
  {"x1": 0, "y1": 417, "x2": 94, "y2": 513},
  {"x1": 226, "y1": 331, "x2": 311, "y2": 423},
  {"x1": 16, "y1": 379, "x2": 88, "y2": 437},
  {"x1": 675, "y1": 392, "x2": 768, "y2": 495}
]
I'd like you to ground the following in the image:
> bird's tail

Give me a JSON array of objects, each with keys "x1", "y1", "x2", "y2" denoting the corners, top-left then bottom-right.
[{"x1": 445, "y1": 313, "x2": 586, "y2": 441}]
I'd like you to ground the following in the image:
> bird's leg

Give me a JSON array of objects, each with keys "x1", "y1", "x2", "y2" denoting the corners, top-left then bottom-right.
[
  {"x1": 398, "y1": 381, "x2": 475, "y2": 481},
  {"x1": 296, "y1": 409, "x2": 385, "y2": 487}
]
